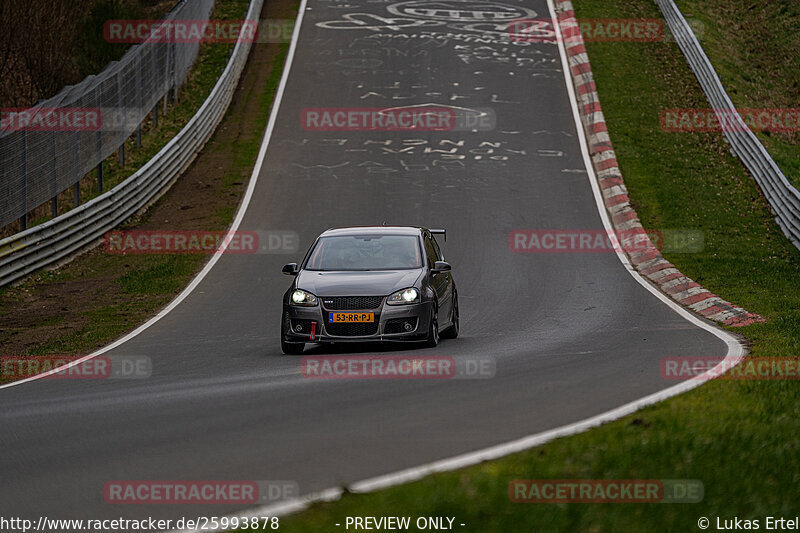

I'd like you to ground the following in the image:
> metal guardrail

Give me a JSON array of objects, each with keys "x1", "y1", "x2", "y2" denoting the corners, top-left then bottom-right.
[
  {"x1": 0, "y1": 0, "x2": 265, "y2": 287},
  {"x1": 656, "y1": 0, "x2": 800, "y2": 250}
]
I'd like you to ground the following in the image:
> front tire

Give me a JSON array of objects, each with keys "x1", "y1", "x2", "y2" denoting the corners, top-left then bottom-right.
[
  {"x1": 424, "y1": 303, "x2": 439, "y2": 348},
  {"x1": 281, "y1": 338, "x2": 305, "y2": 355},
  {"x1": 441, "y1": 292, "x2": 459, "y2": 339}
]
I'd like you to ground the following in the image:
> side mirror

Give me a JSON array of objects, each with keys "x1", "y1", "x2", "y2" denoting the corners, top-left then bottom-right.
[
  {"x1": 282, "y1": 263, "x2": 299, "y2": 276},
  {"x1": 432, "y1": 261, "x2": 451, "y2": 273}
]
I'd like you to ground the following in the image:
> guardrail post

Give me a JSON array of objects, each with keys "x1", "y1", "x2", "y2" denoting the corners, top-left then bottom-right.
[
  {"x1": 72, "y1": 139, "x2": 79, "y2": 207},
  {"x1": 73, "y1": 183, "x2": 80, "y2": 207},
  {"x1": 20, "y1": 132, "x2": 27, "y2": 230},
  {"x1": 95, "y1": 128, "x2": 103, "y2": 192},
  {"x1": 50, "y1": 129, "x2": 57, "y2": 220},
  {"x1": 135, "y1": 52, "x2": 143, "y2": 149},
  {"x1": 163, "y1": 41, "x2": 171, "y2": 115},
  {"x1": 153, "y1": 105, "x2": 159, "y2": 128},
  {"x1": 119, "y1": 143, "x2": 125, "y2": 168}
]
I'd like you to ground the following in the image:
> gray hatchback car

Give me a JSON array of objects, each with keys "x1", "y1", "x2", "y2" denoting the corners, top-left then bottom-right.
[{"x1": 280, "y1": 226, "x2": 458, "y2": 354}]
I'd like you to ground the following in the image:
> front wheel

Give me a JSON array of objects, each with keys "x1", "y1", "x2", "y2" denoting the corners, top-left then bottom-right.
[
  {"x1": 424, "y1": 303, "x2": 439, "y2": 348},
  {"x1": 281, "y1": 337, "x2": 305, "y2": 355},
  {"x1": 441, "y1": 292, "x2": 459, "y2": 339}
]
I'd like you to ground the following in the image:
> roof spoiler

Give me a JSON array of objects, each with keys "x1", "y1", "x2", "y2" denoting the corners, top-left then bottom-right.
[{"x1": 430, "y1": 228, "x2": 446, "y2": 242}]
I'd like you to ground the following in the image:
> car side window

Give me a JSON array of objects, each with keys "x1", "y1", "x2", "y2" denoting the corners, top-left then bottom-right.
[{"x1": 423, "y1": 235, "x2": 437, "y2": 269}]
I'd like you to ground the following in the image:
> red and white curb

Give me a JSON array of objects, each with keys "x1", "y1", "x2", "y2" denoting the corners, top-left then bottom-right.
[{"x1": 555, "y1": 0, "x2": 763, "y2": 328}]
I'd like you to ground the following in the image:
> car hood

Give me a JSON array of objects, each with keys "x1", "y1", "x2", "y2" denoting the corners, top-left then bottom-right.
[{"x1": 297, "y1": 269, "x2": 423, "y2": 297}]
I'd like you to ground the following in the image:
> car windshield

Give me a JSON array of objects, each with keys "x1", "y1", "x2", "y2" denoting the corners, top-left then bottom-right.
[{"x1": 305, "y1": 235, "x2": 422, "y2": 271}]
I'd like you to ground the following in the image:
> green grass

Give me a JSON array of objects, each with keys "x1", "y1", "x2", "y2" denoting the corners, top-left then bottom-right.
[
  {"x1": 118, "y1": 255, "x2": 200, "y2": 295},
  {"x1": 677, "y1": 0, "x2": 800, "y2": 188},
  {"x1": 260, "y1": 1, "x2": 800, "y2": 531}
]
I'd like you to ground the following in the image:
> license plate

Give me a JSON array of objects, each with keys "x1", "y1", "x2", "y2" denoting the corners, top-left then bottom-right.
[{"x1": 329, "y1": 312, "x2": 374, "y2": 323}]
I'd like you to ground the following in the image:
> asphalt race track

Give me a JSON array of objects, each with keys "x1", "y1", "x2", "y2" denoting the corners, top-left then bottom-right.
[{"x1": 0, "y1": 0, "x2": 732, "y2": 526}]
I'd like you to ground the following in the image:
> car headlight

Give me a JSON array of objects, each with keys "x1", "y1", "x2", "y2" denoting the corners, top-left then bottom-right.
[
  {"x1": 387, "y1": 287, "x2": 420, "y2": 305},
  {"x1": 290, "y1": 289, "x2": 318, "y2": 306}
]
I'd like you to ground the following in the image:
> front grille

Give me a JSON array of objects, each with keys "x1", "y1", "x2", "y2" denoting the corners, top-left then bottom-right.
[
  {"x1": 325, "y1": 322, "x2": 379, "y2": 337},
  {"x1": 322, "y1": 296, "x2": 383, "y2": 310},
  {"x1": 384, "y1": 317, "x2": 418, "y2": 334}
]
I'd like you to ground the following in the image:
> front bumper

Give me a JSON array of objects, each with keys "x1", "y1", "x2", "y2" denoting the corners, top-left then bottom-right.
[{"x1": 283, "y1": 300, "x2": 432, "y2": 343}]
